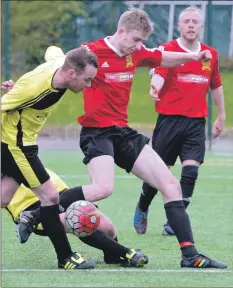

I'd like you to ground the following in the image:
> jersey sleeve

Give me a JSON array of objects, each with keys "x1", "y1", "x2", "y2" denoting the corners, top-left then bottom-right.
[
  {"x1": 136, "y1": 45, "x2": 162, "y2": 68},
  {"x1": 149, "y1": 44, "x2": 172, "y2": 79},
  {"x1": 1, "y1": 80, "x2": 42, "y2": 113},
  {"x1": 44, "y1": 46, "x2": 65, "y2": 62},
  {"x1": 210, "y1": 51, "x2": 222, "y2": 90}
]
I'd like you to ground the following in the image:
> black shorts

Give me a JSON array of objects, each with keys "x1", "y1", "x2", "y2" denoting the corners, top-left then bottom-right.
[
  {"x1": 152, "y1": 114, "x2": 206, "y2": 166},
  {"x1": 1, "y1": 142, "x2": 50, "y2": 188},
  {"x1": 80, "y1": 126, "x2": 149, "y2": 173}
]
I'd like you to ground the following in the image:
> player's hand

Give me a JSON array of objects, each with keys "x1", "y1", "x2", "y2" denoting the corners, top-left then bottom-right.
[
  {"x1": 1, "y1": 79, "x2": 15, "y2": 92},
  {"x1": 212, "y1": 116, "x2": 225, "y2": 139},
  {"x1": 150, "y1": 85, "x2": 160, "y2": 101},
  {"x1": 196, "y1": 50, "x2": 212, "y2": 61}
]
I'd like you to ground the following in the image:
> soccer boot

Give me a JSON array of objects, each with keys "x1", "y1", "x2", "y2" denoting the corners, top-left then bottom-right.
[
  {"x1": 122, "y1": 249, "x2": 149, "y2": 267},
  {"x1": 133, "y1": 202, "x2": 148, "y2": 234},
  {"x1": 181, "y1": 253, "x2": 227, "y2": 269},
  {"x1": 58, "y1": 252, "x2": 96, "y2": 269},
  {"x1": 16, "y1": 211, "x2": 36, "y2": 244},
  {"x1": 104, "y1": 249, "x2": 148, "y2": 265},
  {"x1": 162, "y1": 221, "x2": 175, "y2": 236}
]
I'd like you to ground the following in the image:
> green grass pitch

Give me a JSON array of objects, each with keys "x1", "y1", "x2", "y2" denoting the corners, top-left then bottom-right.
[{"x1": 1, "y1": 150, "x2": 233, "y2": 287}]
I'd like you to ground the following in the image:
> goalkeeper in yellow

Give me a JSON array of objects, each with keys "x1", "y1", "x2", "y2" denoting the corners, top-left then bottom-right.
[{"x1": 6, "y1": 168, "x2": 148, "y2": 267}]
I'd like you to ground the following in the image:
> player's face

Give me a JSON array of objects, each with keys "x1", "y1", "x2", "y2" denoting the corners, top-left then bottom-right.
[
  {"x1": 178, "y1": 11, "x2": 203, "y2": 41},
  {"x1": 68, "y1": 64, "x2": 97, "y2": 93},
  {"x1": 119, "y1": 29, "x2": 149, "y2": 54}
]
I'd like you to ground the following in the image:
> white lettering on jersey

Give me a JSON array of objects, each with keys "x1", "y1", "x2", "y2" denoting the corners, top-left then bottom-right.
[
  {"x1": 177, "y1": 74, "x2": 209, "y2": 83},
  {"x1": 105, "y1": 72, "x2": 134, "y2": 82},
  {"x1": 102, "y1": 61, "x2": 109, "y2": 68}
]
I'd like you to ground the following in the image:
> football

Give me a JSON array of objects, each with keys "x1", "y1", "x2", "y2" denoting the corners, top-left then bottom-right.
[{"x1": 65, "y1": 200, "x2": 100, "y2": 237}]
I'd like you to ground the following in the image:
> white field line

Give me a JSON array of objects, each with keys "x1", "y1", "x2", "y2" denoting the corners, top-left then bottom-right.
[
  {"x1": 2, "y1": 268, "x2": 232, "y2": 273},
  {"x1": 59, "y1": 174, "x2": 233, "y2": 180}
]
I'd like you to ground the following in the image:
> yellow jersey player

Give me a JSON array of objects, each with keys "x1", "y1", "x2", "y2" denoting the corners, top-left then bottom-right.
[
  {"x1": 6, "y1": 168, "x2": 148, "y2": 267},
  {"x1": 1, "y1": 46, "x2": 98, "y2": 269}
]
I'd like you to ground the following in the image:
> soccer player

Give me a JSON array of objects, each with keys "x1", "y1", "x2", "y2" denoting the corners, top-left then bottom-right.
[
  {"x1": 2, "y1": 8, "x2": 226, "y2": 269},
  {"x1": 1, "y1": 46, "x2": 98, "y2": 269},
  {"x1": 6, "y1": 168, "x2": 148, "y2": 267},
  {"x1": 133, "y1": 7, "x2": 226, "y2": 236}
]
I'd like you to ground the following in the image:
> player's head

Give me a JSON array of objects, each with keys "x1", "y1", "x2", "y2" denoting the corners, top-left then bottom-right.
[
  {"x1": 116, "y1": 8, "x2": 154, "y2": 54},
  {"x1": 62, "y1": 47, "x2": 98, "y2": 93},
  {"x1": 178, "y1": 7, "x2": 203, "y2": 41}
]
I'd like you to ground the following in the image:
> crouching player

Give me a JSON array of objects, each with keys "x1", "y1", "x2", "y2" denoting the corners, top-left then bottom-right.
[{"x1": 5, "y1": 168, "x2": 148, "y2": 268}]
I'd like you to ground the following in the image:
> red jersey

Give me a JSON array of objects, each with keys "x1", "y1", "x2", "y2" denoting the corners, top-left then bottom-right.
[
  {"x1": 150, "y1": 38, "x2": 222, "y2": 118},
  {"x1": 78, "y1": 37, "x2": 162, "y2": 127}
]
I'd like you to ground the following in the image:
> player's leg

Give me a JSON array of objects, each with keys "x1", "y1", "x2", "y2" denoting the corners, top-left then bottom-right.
[
  {"x1": 31, "y1": 207, "x2": 148, "y2": 267},
  {"x1": 79, "y1": 127, "x2": 117, "y2": 202},
  {"x1": 18, "y1": 183, "x2": 116, "y2": 243},
  {"x1": 119, "y1": 129, "x2": 226, "y2": 268},
  {"x1": 1, "y1": 142, "x2": 20, "y2": 208},
  {"x1": 134, "y1": 115, "x2": 181, "y2": 233},
  {"x1": 1, "y1": 175, "x2": 19, "y2": 208},
  {"x1": 7, "y1": 144, "x2": 94, "y2": 269},
  {"x1": 132, "y1": 145, "x2": 226, "y2": 268},
  {"x1": 179, "y1": 117, "x2": 206, "y2": 209}
]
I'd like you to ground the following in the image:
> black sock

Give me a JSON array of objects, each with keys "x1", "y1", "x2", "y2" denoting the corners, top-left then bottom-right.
[
  {"x1": 31, "y1": 186, "x2": 85, "y2": 223},
  {"x1": 40, "y1": 204, "x2": 73, "y2": 262},
  {"x1": 79, "y1": 230, "x2": 129, "y2": 258},
  {"x1": 59, "y1": 186, "x2": 85, "y2": 210},
  {"x1": 180, "y1": 166, "x2": 198, "y2": 209},
  {"x1": 164, "y1": 201, "x2": 198, "y2": 258},
  {"x1": 139, "y1": 182, "x2": 158, "y2": 212}
]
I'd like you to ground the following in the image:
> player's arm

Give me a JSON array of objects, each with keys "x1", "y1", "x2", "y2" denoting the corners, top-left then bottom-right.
[
  {"x1": 210, "y1": 52, "x2": 225, "y2": 138},
  {"x1": 160, "y1": 50, "x2": 212, "y2": 67},
  {"x1": 149, "y1": 71, "x2": 165, "y2": 101},
  {"x1": 1, "y1": 81, "x2": 38, "y2": 113}
]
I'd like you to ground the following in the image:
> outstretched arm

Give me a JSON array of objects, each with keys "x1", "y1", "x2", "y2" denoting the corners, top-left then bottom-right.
[{"x1": 160, "y1": 50, "x2": 212, "y2": 67}]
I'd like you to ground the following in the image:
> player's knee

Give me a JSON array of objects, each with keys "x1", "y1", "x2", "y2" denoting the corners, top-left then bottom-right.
[
  {"x1": 96, "y1": 183, "x2": 114, "y2": 199},
  {"x1": 180, "y1": 165, "x2": 199, "y2": 198},
  {"x1": 39, "y1": 191, "x2": 59, "y2": 206},
  {"x1": 163, "y1": 177, "x2": 182, "y2": 201}
]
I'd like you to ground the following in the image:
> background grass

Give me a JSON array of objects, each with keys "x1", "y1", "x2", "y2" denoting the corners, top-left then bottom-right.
[
  {"x1": 45, "y1": 69, "x2": 233, "y2": 127},
  {"x1": 2, "y1": 150, "x2": 233, "y2": 287}
]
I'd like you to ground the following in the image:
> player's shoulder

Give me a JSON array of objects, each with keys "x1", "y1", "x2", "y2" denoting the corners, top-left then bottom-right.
[
  {"x1": 200, "y1": 43, "x2": 219, "y2": 56},
  {"x1": 157, "y1": 40, "x2": 178, "y2": 51},
  {"x1": 82, "y1": 38, "x2": 106, "y2": 52}
]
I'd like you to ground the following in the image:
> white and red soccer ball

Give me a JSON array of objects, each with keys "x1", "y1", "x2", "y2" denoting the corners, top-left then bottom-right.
[{"x1": 65, "y1": 200, "x2": 100, "y2": 237}]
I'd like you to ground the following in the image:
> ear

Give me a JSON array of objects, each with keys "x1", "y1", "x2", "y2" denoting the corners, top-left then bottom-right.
[
  {"x1": 118, "y1": 27, "x2": 125, "y2": 37},
  {"x1": 68, "y1": 69, "x2": 76, "y2": 79},
  {"x1": 177, "y1": 23, "x2": 181, "y2": 32}
]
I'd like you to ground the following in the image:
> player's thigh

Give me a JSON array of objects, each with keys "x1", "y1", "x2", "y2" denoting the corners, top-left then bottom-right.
[
  {"x1": 152, "y1": 114, "x2": 182, "y2": 166},
  {"x1": 1, "y1": 175, "x2": 19, "y2": 208},
  {"x1": 80, "y1": 127, "x2": 116, "y2": 165},
  {"x1": 98, "y1": 212, "x2": 117, "y2": 239},
  {"x1": 80, "y1": 127, "x2": 115, "y2": 187},
  {"x1": 31, "y1": 179, "x2": 60, "y2": 206},
  {"x1": 131, "y1": 144, "x2": 181, "y2": 203},
  {"x1": 3, "y1": 144, "x2": 50, "y2": 188},
  {"x1": 114, "y1": 127, "x2": 150, "y2": 173},
  {"x1": 180, "y1": 118, "x2": 206, "y2": 165}
]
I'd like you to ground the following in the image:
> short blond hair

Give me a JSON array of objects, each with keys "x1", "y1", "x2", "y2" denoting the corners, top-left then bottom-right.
[
  {"x1": 178, "y1": 6, "x2": 204, "y2": 23},
  {"x1": 118, "y1": 8, "x2": 154, "y2": 34}
]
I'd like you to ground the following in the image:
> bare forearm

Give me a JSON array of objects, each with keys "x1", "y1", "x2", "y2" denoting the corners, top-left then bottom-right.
[
  {"x1": 161, "y1": 51, "x2": 198, "y2": 67},
  {"x1": 211, "y1": 86, "x2": 225, "y2": 117}
]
